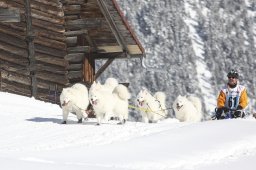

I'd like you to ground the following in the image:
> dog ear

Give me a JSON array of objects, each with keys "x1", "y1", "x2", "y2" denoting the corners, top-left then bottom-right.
[
  {"x1": 141, "y1": 87, "x2": 147, "y2": 91},
  {"x1": 90, "y1": 81, "x2": 96, "y2": 88}
]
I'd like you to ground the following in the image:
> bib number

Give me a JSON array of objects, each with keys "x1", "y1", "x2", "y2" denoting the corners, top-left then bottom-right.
[{"x1": 228, "y1": 96, "x2": 237, "y2": 108}]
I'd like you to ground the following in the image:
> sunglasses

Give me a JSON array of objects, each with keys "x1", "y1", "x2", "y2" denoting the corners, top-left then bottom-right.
[{"x1": 228, "y1": 76, "x2": 237, "y2": 79}]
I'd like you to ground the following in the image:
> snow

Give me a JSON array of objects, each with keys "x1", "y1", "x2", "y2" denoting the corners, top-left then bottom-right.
[{"x1": 1, "y1": 91, "x2": 256, "y2": 170}]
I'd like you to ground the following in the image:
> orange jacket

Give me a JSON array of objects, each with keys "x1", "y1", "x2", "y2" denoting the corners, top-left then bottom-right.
[{"x1": 217, "y1": 84, "x2": 248, "y2": 109}]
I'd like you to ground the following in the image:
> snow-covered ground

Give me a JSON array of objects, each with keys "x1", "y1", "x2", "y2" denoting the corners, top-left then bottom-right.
[{"x1": 1, "y1": 91, "x2": 256, "y2": 170}]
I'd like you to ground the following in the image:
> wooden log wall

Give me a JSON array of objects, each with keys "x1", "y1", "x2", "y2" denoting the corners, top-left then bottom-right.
[
  {"x1": 63, "y1": 0, "x2": 97, "y2": 84},
  {"x1": 0, "y1": 0, "x2": 143, "y2": 104},
  {"x1": 0, "y1": 0, "x2": 68, "y2": 103}
]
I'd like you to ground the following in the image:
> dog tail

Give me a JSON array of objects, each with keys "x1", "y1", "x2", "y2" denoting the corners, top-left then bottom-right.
[
  {"x1": 154, "y1": 92, "x2": 168, "y2": 115},
  {"x1": 113, "y1": 84, "x2": 131, "y2": 100},
  {"x1": 104, "y1": 77, "x2": 118, "y2": 91},
  {"x1": 187, "y1": 96, "x2": 202, "y2": 113},
  {"x1": 72, "y1": 83, "x2": 88, "y2": 96}
]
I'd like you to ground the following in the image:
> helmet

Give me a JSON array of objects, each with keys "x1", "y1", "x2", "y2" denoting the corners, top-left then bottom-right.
[{"x1": 227, "y1": 69, "x2": 239, "y2": 78}]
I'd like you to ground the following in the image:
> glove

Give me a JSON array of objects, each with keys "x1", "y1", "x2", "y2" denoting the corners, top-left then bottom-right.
[
  {"x1": 223, "y1": 107, "x2": 229, "y2": 112},
  {"x1": 234, "y1": 105, "x2": 245, "y2": 118},
  {"x1": 236, "y1": 105, "x2": 243, "y2": 110},
  {"x1": 215, "y1": 107, "x2": 229, "y2": 119},
  {"x1": 234, "y1": 110, "x2": 245, "y2": 118}
]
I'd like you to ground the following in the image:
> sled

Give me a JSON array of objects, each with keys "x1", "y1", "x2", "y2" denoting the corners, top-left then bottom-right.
[{"x1": 211, "y1": 108, "x2": 246, "y2": 120}]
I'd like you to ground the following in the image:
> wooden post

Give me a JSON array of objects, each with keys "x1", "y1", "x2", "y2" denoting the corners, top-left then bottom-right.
[
  {"x1": 77, "y1": 34, "x2": 95, "y2": 83},
  {"x1": 24, "y1": 0, "x2": 37, "y2": 97},
  {"x1": 0, "y1": 64, "x2": 1, "y2": 91}
]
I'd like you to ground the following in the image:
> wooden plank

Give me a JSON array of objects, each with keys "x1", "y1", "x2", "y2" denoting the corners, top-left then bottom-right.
[
  {"x1": 36, "y1": 71, "x2": 69, "y2": 85},
  {"x1": 35, "y1": 27, "x2": 66, "y2": 42},
  {"x1": 0, "y1": 50, "x2": 29, "y2": 66},
  {"x1": 0, "y1": 8, "x2": 20, "y2": 22},
  {"x1": 67, "y1": 46, "x2": 90, "y2": 53},
  {"x1": 0, "y1": 22, "x2": 26, "y2": 39},
  {"x1": 0, "y1": 31, "x2": 27, "y2": 48},
  {"x1": 1, "y1": 70, "x2": 30, "y2": 86},
  {"x1": 36, "y1": 63, "x2": 67, "y2": 75},
  {"x1": 65, "y1": 18, "x2": 102, "y2": 30},
  {"x1": 0, "y1": 61, "x2": 29, "y2": 75},
  {"x1": 63, "y1": 5, "x2": 81, "y2": 15},
  {"x1": 32, "y1": 0, "x2": 62, "y2": 7},
  {"x1": 77, "y1": 33, "x2": 95, "y2": 83},
  {"x1": 64, "y1": 30, "x2": 88, "y2": 36},
  {"x1": 62, "y1": 0, "x2": 87, "y2": 5},
  {"x1": 1, "y1": 80, "x2": 32, "y2": 97},
  {"x1": 32, "y1": 18, "x2": 65, "y2": 33},
  {"x1": 35, "y1": 53, "x2": 68, "y2": 67},
  {"x1": 97, "y1": 45, "x2": 122, "y2": 53},
  {"x1": 66, "y1": 36, "x2": 77, "y2": 46},
  {"x1": 31, "y1": 8, "x2": 64, "y2": 24},
  {"x1": 95, "y1": 58, "x2": 115, "y2": 79},
  {"x1": 127, "y1": 45, "x2": 143, "y2": 55},
  {"x1": 34, "y1": 36, "x2": 66, "y2": 50},
  {"x1": 67, "y1": 70, "x2": 83, "y2": 79},
  {"x1": 67, "y1": 63, "x2": 83, "y2": 70},
  {"x1": 64, "y1": 53, "x2": 84, "y2": 62},
  {"x1": 0, "y1": 41, "x2": 28, "y2": 57},
  {"x1": 12, "y1": 0, "x2": 64, "y2": 17},
  {"x1": 36, "y1": 79, "x2": 65, "y2": 91},
  {"x1": 83, "y1": 54, "x2": 95, "y2": 83},
  {"x1": 35, "y1": 44, "x2": 67, "y2": 58}
]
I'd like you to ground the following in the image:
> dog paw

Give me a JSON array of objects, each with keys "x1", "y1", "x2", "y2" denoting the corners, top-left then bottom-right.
[
  {"x1": 77, "y1": 118, "x2": 83, "y2": 123},
  {"x1": 61, "y1": 121, "x2": 67, "y2": 124}
]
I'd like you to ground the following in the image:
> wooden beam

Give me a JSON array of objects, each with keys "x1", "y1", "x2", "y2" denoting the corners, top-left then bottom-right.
[
  {"x1": 65, "y1": 18, "x2": 102, "y2": 30},
  {"x1": 97, "y1": 45, "x2": 122, "y2": 53},
  {"x1": 127, "y1": 45, "x2": 143, "y2": 55},
  {"x1": 67, "y1": 46, "x2": 90, "y2": 53},
  {"x1": 64, "y1": 30, "x2": 88, "y2": 36},
  {"x1": 95, "y1": 45, "x2": 142, "y2": 54},
  {"x1": 77, "y1": 33, "x2": 95, "y2": 83},
  {"x1": 83, "y1": 55, "x2": 95, "y2": 83},
  {"x1": 0, "y1": 8, "x2": 20, "y2": 22},
  {"x1": 63, "y1": 5, "x2": 81, "y2": 15},
  {"x1": 65, "y1": 53, "x2": 84, "y2": 62},
  {"x1": 95, "y1": 58, "x2": 115, "y2": 79},
  {"x1": 62, "y1": 0, "x2": 87, "y2": 5}
]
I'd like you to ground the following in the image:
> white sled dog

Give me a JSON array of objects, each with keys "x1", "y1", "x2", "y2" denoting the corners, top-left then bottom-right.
[
  {"x1": 104, "y1": 77, "x2": 119, "y2": 92},
  {"x1": 89, "y1": 81, "x2": 131, "y2": 125},
  {"x1": 60, "y1": 83, "x2": 89, "y2": 124},
  {"x1": 172, "y1": 95, "x2": 202, "y2": 122},
  {"x1": 136, "y1": 88, "x2": 168, "y2": 123}
]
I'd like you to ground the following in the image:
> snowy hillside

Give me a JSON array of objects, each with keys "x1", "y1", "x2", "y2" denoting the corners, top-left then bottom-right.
[
  {"x1": 1, "y1": 92, "x2": 256, "y2": 170},
  {"x1": 98, "y1": 0, "x2": 256, "y2": 116}
]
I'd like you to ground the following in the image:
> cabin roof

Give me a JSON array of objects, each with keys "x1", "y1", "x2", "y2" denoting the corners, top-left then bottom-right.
[
  {"x1": 0, "y1": 0, "x2": 144, "y2": 58},
  {"x1": 64, "y1": 0, "x2": 145, "y2": 58}
]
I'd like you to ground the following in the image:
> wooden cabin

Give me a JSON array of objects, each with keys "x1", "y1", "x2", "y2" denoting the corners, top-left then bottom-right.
[{"x1": 0, "y1": 0, "x2": 144, "y2": 103}]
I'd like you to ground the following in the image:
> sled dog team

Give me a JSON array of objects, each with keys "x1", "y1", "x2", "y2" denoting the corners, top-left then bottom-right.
[{"x1": 60, "y1": 78, "x2": 203, "y2": 125}]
